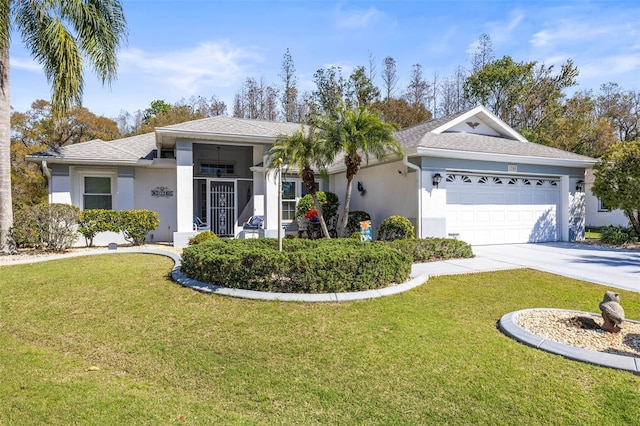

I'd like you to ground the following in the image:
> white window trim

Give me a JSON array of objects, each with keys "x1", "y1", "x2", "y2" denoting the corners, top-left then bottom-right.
[
  {"x1": 598, "y1": 199, "x2": 611, "y2": 212},
  {"x1": 281, "y1": 176, "x2": 323, "y2": 223},
  {"x1": 74, "y1": 169, "x2": 117, "y2": 210}
]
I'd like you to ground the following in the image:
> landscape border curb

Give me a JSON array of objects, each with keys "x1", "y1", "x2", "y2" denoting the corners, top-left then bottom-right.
[{"x1": 499, "y1": 308, "x2": 640, "y2": 373}]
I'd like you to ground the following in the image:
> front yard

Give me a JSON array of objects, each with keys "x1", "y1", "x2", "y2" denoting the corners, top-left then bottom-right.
[{"x1": 1, "y1": 253, "x2": 639, "y2": 424}]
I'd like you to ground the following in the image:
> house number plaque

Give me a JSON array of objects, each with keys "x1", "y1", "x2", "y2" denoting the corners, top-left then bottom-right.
[{"x1": 151, "y1": 186, "x2": 174, "y2": 198}]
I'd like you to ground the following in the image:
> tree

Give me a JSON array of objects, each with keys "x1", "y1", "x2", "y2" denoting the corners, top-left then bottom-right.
[
  {"x1": 370, "y1": 97, "x2": 431, "y2": 129},
  {"x1": 438, "y1": 65, "x2": 469, "y2": 117},
  {"x1": 525, "y1": 91, "x2": 617, "y2": 157},
  {"x1": 464, "y1": 56, "x2": 536, "y2": 125},
  {"x1": 470, "y1": 33, "x2": 494, "y2": 73},
  {"x1": 348, "y1": 66, "x2": 380, "y2": 107},
  {"x1": 13, "y1": 99, "x2": 120, "y2": 149},
  {"x1": 592, "y1": 141, "x2": 640, "y2": 236},
  {"x1": 381, "y1": 56, "x2": 399, "y2": 101},
  {"x1": 404, "y1": 64, "x2": 429, "y2": 108},
  {"x1": 317, "y1": 105, "x2": 400, "y2": 236},
  {"x1": 597, "y1": 83, "x2": 640, "y2": 142},
  {"x1": 307, "y1": 66, "x2": 350, "y2": 121},
  {"x1": 266, "y1": 127, "x2": 332, "y2": 238},
  {"x1": 279, "y1": 48, "x2": 298, "y2": 122},
  {"x1": 1, "y1": 0, "x2": 127, "y2": 254},
  {"x1": 233, "y1": 76, "x2": 279, "y2": 120}
]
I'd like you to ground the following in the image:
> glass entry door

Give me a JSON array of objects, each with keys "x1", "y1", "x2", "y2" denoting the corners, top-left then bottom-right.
[{"x1": 209, "y1": 181, "x2": 236, "y2": 237}]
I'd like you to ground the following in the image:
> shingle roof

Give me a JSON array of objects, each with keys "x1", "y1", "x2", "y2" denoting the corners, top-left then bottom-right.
[
  {"x1": 29, "y1": 132, "x2": 157, "y2": 163},
  {"x1": 409, "y1": 132, "x2": 594, "y2": 161},
  {"x1": 395, "y1": 107, "x2": 594, "y2": 162},
  {"x1": 158, "y1": 115, "x2": 303, "y2": 138}
]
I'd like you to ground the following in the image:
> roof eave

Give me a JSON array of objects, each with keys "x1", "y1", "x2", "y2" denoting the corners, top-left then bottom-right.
[
  {"x1": 155, "y1": 128, "x2": 277, "y2": 148},
  {"x1": 415, "y1": 147, "x2": 596, "y2": 168}
]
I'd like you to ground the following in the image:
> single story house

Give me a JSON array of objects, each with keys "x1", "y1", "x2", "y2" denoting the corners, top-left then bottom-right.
[
  {"x1": 584, "y1": 169, "x2": 630, "y2": 228},
  {"x1": 28, "y1": 105, "x2": 596, "y2": 247}
]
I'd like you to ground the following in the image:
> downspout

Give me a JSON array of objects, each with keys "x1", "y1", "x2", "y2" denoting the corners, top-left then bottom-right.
[{"x1": 403, "y1": 155, "x2": 422, "y2": 238}]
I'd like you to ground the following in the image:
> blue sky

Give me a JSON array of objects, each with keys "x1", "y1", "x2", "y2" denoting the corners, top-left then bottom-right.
[{"x1": 9, "y1": 0, "x2": 640, "y2": 119}]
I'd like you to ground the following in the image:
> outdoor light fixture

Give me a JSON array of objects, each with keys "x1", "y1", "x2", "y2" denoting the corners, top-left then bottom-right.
[
  {"x1": 432, "y1": 173, "x2": 442, "y2": 189},
  {"x1": 576, "y1": 180, "x2": 585, "y2": 192},
  {"x1": 357, "y1": 181, "x2": 367, "y2": 196}
]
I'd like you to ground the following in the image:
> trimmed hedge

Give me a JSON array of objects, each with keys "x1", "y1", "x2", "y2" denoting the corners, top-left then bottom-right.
[
  {"x1": 77, "y1": 209, "x2": 159, "y2": 246},
  {"x1": 181, "y1": 238, "x2": 412, "y2": 293},
  {"x1": 378, "y1": 215, "x2": 415, "y2": 241},
  {"x1": 385, "y1": 238, "x2": 474, "y2": 262},
  {"x1": 188, "y1": 231, "x2": 218, "y2": 245},
  {"x1": 11, "y1": 203, "x2": 80, "y2": 251},
  {"x1": 600, "y1": 225, "x2": 637, "y2": 245}
]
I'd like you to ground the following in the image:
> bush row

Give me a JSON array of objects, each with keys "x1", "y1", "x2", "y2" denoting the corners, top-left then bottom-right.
[
  {"x1": 181, "y1": 238, "x2": 412, "y2": 293},
  {"x1": 386, "y1": 238, "x2": 474, "y2": 262},
  {"x1": 77, "y1": 209, "x2": 160, "y2": 246},
  {"x1": 600, "y1": 225, "x2": 638, "y2": 245},
  {"x1": 12, "y1": 204, "x2": 159, "y2": 250},
  {"x1": 11, "y1": 204, "x2": 80, "y2": 251}
]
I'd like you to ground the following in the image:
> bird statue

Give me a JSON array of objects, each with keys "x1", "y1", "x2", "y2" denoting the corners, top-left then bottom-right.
[{"x1": 599, "y1": 291, "x2": 625, "y2": 333}]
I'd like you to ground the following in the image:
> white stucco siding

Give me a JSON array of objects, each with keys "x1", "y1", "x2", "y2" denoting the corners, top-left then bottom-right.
[
  {"x1": 330, "y1": 160, "x2": 417, "y2": 238},
  {"x1": 134, "y1": 167, "x2": 177, "y2": 242},
  {"x1": 584, "y1": 184, "x2": 629, "y2": 227}
]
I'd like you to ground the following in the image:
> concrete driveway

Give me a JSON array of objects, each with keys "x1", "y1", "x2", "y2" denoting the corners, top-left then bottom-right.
[{"x1": 472, "y1": 242, "x2": 640, "y2": 292}]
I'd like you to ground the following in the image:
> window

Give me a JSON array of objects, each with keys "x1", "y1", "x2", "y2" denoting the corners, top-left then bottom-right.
[
  {"x1": 282, "y1": 181, "x2": 297, "y2": 220},
  {"x1": 599, "y1": 199, "x2": 611, "y2": 212},
  {"x1": 199, "y1": 162, "x2": 235, "y2": 176},
  {"x1": 84, "y1": 176, "x2": 112, "y2": 209},
  {"x1": 281, "y1": 178, "x2": 322, "y2": 221}
]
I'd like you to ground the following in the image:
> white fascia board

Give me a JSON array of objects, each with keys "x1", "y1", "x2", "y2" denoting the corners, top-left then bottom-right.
[
  {"x1": 155, "y1": 129, "x2": 276, "y2": 147},
  {"x1": 432, "y1": 105, "x2": 528, "y2": 143},
  {"x1": 415, "y1": 147, "x2": 596, "y2": 168},
  {"x1": 25, "y1": 156, "x2": 137, "y2": 165}
]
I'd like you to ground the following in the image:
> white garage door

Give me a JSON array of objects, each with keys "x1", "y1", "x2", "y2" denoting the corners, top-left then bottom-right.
[{"x1": 446, "y1": 174, "x2": 560, "y2": 245}]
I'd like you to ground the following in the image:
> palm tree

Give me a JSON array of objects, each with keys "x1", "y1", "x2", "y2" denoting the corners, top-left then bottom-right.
[
  {"x1": 318, "y1": 105, "x2": 401, "y2": 237},
  {"x1": 267, "y1": 126, "x2": 333, "y2": 238},
  {"x1": 0, "y1": 0, "x2": 127, "y2": 254}
]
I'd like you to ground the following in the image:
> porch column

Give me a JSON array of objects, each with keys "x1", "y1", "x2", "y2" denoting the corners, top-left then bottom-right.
[
  {"x1": 176, "y1": 140, "x2": 194, "y2": 232},
  {"x1": 421, "y1": 168, "x2": 447, "y2": 238},
  {"x1": 263, "y1": 165, "x2": 279, "y2": 237},
  {"x1": 559, "y1": 175, "x2": 570, "y2": 242}
]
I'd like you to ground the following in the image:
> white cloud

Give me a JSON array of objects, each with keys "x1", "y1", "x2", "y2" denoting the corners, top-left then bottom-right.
[
  {"x1": 482, "y1": 9, "x2": 525, "y2": 46},
  {"x1": 119, "y1": 40, "x2": 262, "y2": 94},
  {"x1": 531, "y1": 20, "x2": 613, "y2": 48},
  {"x1": 10, "y1": 57, "x2": 42, "y2": 72},
  {"x1": 334, "y1": 6, "x2": 383, "y2": 29},
  {"x1": 580, "y1": 54, "x2": 640, "y2": 81}
]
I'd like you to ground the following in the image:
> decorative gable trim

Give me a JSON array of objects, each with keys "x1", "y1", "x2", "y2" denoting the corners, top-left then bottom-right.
[{"x1": 431, "y1": 105, "x2": 528, "y2": 143}]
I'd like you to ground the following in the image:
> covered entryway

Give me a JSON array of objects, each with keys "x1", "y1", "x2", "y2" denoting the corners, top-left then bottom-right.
[{"x1": 445, "y1": 173, "x2": 561, "y2": 245}]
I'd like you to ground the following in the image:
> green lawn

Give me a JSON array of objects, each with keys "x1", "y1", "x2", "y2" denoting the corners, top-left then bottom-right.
[{"x1": 1, "y1": 253, "x2": 640, "y2": 425}]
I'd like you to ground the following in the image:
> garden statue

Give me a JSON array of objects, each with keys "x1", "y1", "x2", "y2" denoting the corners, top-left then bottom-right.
[{"x1": 599, "y1": 291, "x2": 625, "y2": 333}]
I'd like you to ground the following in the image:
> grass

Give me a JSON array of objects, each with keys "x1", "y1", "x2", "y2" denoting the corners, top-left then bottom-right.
[{"x1": 1, "y1": 253, "x2": 640, "y2": 424}]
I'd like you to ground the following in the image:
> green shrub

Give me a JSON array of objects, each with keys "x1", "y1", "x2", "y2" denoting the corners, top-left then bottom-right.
[
  {"x1": 385, "y1": 238, "x2": 474, "y2": 262},
  {"x1": 600, "y1": 225, "x2": 637, "y2": 245},
  {"x1": 296, "y1": 191, "x2": 340, "y2": 220},
  {"x1": 78, "y1": 209, "x2": 120, "y2": 247},
  {"x1": 378, "y1": 215, "x2": 415, "y2": 241},
  {"x1": 181, "y1": 238, "x2": 411, "y2": 293},
  {"x1": 188, "y1": 231, "x2": 218, "y2": 245},
  {"x1": 11, "y1": 203, "x2": 79, "y2": 251},
  {"x1": 346, "y1": 211, "x2": 371, "y2": 235},
  {"x1": 119, "y1": 209, "x2": 160, "y2": 246}
]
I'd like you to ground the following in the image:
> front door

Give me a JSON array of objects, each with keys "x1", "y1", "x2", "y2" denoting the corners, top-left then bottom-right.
[{"x1": 209, "y1": 181, "x2": 236, "y2": 237}]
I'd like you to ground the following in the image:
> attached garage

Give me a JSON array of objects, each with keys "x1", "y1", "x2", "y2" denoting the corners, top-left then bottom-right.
[{"x1": 445, "y1": 173, "x2": 561, "y2": 245}]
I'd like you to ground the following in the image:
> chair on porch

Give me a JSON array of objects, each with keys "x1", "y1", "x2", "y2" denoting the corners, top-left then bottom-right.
[
  {"x1": 193, "y1": 215, "x2": 210, "y2": 231},
  {"x1": 242, "y1": 215, "x2": 264, "y2": 238}
]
